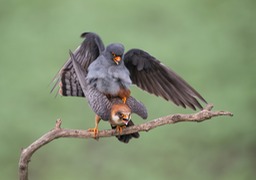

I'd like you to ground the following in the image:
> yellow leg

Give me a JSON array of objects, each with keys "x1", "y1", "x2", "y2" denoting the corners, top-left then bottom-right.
[
  {"x1": 116, "y1": 125, "x2": 126, "y2": 135},
  {"x1": 88, "y1": 115, "x2": 101, "y2": 138},
  {"x1": 122, "y1": 97, "x2": 127, "y2": 104}
]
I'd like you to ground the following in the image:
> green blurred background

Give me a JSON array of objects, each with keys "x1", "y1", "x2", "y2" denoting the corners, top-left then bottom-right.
[{"x1": 1, "y1": 0, "x2": 255, "y2": 179}]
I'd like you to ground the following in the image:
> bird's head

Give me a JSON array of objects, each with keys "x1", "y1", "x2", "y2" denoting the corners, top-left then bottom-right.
[
  {"x1": 106, "y1": 43, "x2": 124, "y2": 65},
  {"x1": 110, "y1": 104, "x2": 131, "y2": 126}
]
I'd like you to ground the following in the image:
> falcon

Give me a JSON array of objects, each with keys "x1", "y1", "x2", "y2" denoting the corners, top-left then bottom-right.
[
  {"x1": 67, "y1": 51, "x2": 147, "y2": 143},
  {"x1": 51, "y1": 32, "x2": 207, "y2": 141},
  {"x1": 52, "y1": 32, "x2": 207, "y2": 110}
]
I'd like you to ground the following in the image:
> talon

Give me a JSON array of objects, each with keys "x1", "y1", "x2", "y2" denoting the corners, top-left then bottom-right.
[
  {"x1": 88, "y1": 127, "x2": 99, "y2": 138},
  {"x1": 88, "y1": 115, "x2": 101, "y2": 139},
  {"x1": 116, "y1": 125, "x2": 126, "y2": 135}
]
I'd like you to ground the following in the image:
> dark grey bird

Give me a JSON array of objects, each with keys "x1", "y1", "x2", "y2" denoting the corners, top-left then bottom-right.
[
  {"x1": 52, "y1": 32, "x2": 207, "y2": 109},
  {"x1": 86, "y1": 43, "x2": 131, "y2": 103},
  {"x1": 65, "y1": 51, "x2": 147, "y2": 143},
  {"x1": 51, "y1": 32, "x2": 207, "y2": 142}
]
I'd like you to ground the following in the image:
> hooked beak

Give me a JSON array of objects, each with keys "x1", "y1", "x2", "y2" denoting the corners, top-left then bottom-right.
[
  {"x1": 113, "y1": 56, "x2": 121, "y2": 64},
  {"x1": 122, "y1": 119, "x2": 129, "y2": 126},
  {"x1": 122, "y1": 114, "x2": 131, "y2": 125}
]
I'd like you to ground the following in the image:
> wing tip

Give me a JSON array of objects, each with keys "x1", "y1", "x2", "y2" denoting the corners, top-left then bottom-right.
[
  {"x1": 80, "y1": 32, "x2": 99, "y2": 39},
  {"x1": 80, "y1": 32, "x2": 90, "y2": 38}
]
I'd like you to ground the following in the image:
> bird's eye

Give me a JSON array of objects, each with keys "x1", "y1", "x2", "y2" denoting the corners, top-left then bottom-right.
[{"x1": 116, "y1": 112, "x2": 122, "y2": 117}]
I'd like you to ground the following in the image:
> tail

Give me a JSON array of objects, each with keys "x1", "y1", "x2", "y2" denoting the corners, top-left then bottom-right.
[{"x1": 111, "y1": 120, "x2": 139, "y2": 143}]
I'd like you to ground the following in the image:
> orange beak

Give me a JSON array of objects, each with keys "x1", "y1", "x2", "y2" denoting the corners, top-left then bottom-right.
[{"x1": 113, "y1": 56, "x2": 121, "y2": 64}]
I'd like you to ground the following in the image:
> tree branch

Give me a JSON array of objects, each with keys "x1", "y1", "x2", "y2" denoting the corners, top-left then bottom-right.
[{"x1": 18, "y1": 104, "x2": 233, "y2": 180}]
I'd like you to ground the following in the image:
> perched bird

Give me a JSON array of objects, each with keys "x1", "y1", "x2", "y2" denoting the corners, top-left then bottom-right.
[
  {"x1": 67, "y1": 51, "x2": 146, "y2": 143},
  {"x1": 90, "y1": 100, "x2": 140, "y2": 143},
  {"x1": 51, "y1": 32, "x2": 207, "y2": 142},
  {"x1": 52, "y1": 32, "x2": 207, "y2": 110},
  {"x1": 110, "y1": 103, "x2": 140, "y2": 143}
]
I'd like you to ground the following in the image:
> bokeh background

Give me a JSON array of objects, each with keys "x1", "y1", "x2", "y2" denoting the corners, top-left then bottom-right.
[{"x1": 1, "y1": 0, "x2": 255, "y2": 179}]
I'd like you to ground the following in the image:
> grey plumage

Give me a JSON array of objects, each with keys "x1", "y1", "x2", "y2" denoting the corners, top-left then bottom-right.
[
  {"x1": 86, "y1": 44, "x2": 131, "y2": 96},
  {"x1": 70, "y1": 51, "x2": 147, "y2": 121},
  {"x1": 51, "y1": 32, "x2": 208, "y2": 143},
  {"x1": 52, "y1": 32, "x2": 207, "y2": 110}
]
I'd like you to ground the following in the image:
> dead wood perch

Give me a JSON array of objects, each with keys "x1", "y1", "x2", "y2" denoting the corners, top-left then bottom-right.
[{"x1": 18, "y1": 104, "x2": 233, "y2": 180}]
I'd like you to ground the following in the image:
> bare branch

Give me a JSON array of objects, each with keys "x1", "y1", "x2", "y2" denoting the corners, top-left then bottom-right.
[{"x1": 18, "y1": 104, "x2": 233, "y2": 180}]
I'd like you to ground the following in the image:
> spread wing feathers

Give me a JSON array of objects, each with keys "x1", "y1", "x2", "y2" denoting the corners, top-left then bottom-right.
[
  {"x1": 70, "y1": 51, "x2": 148, "y2": 120},
  {"x1": 59, "y1": 69, "x2": 84, "y2": 97},
  {"x1": 124, "y1": 49, "x2": 207, "y2": 110},
  {"x1": 111, "y1": 120, "x2": 140, "y2": 143},
  {"x1": 51, "y1": 32, "x2": 104, "y2": 96}
]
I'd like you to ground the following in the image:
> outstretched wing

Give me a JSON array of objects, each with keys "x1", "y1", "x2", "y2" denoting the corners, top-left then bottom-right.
[
  {"x1": 124, "y1": 49, "x2": 207, "y2": 110},
  {"x1": 51, "y1": 32, "x2": 104, "y2": 97}
]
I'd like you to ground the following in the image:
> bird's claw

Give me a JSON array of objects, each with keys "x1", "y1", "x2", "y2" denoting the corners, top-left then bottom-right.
[
  {"x1": 116, "y1": 126, "x2": 126, "y2": 135},
  {"x1": 87, "y1": 127, "x2": 99, "y2": 139}
]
